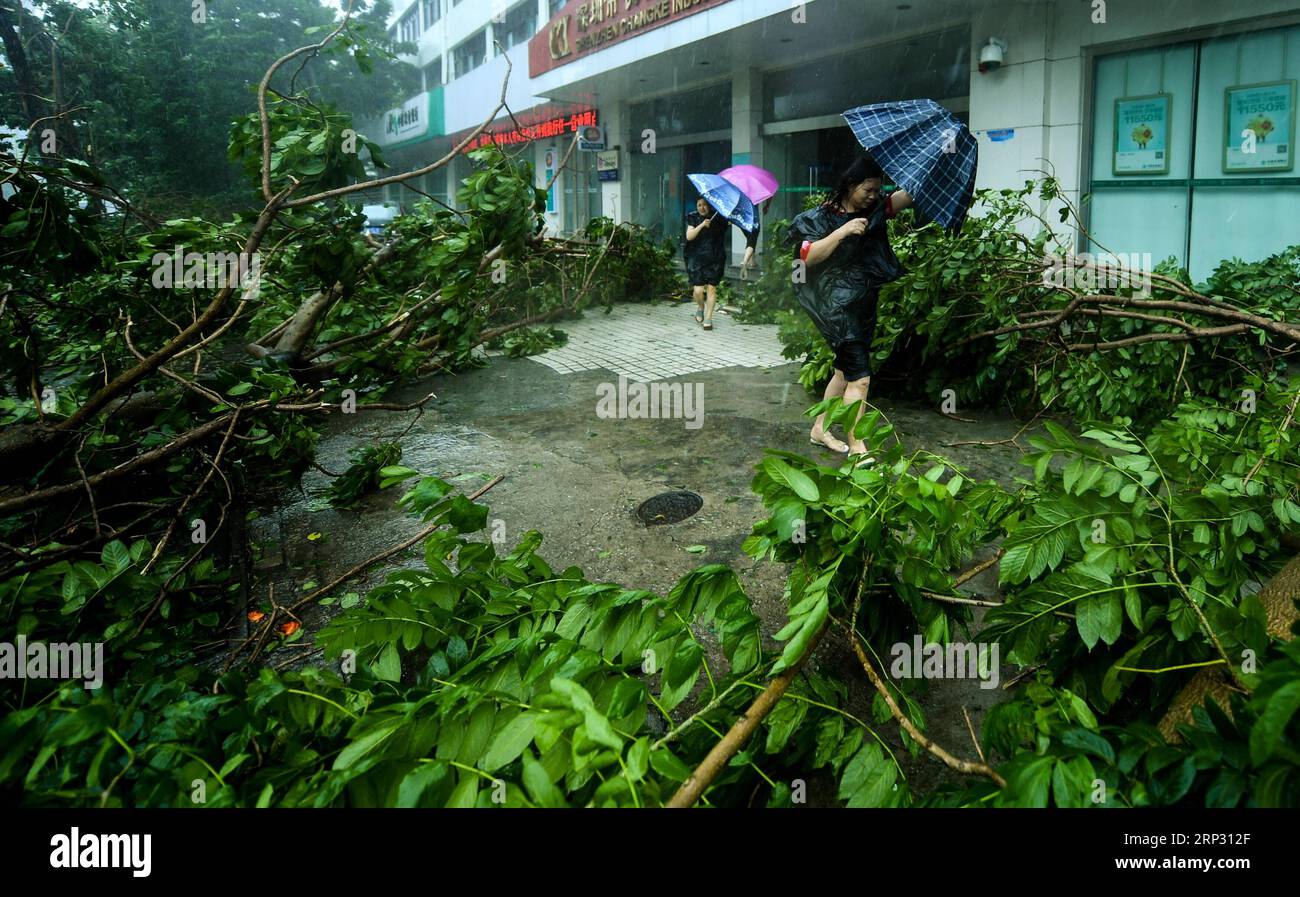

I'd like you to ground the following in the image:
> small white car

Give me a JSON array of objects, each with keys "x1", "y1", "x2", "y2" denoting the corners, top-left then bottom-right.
[{"x1": 361, "y1": 202, "x2": 400, "y2": 235}]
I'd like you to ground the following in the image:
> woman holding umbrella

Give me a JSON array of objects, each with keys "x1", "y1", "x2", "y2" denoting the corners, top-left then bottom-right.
[
  {"x1": 684, "y1": 196, "x2": 732, "y2": 331},
  {"x1": 789, "y1": 155, "x2": 912, "y2": 457},
  {"x1": 719, "y1": 165, "x2": 779, "y2": 282}
]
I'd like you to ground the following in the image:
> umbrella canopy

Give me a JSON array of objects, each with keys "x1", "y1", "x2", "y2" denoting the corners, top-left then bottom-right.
[
  {"x1": 718, "y1": 164, "x2": 779, "y2": 205},
  {"x1": 687, "y1": 173, "x2": 757, "y2": 232},
  {"x1": 841, "y1": 99, "x2": 978, "y2": 231}
]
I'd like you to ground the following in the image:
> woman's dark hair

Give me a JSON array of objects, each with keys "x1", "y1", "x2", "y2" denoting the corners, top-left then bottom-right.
[{"x1": 827, "y1": 156, "x2": 885, "y2": 210}]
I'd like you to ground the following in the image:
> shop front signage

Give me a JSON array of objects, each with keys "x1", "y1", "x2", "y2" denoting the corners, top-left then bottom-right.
[
  {"x1": 461, "y1": 108, "x2": 598, "y2": 151},
  {"x1": 530, "y1": 0, "x2": 734, "y2": 78},
  {"x1": 597, "y1": 150, "x2": 620, "y2": 181},
  {"x1": 373, "y1": 91, "x2": 444, "y2": 148}
]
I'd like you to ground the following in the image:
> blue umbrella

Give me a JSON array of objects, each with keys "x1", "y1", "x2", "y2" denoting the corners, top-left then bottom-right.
[
  {"x1": 842, "y1": 99, "x2": 978, "y2": 231},
  {"x1": 687, "y1": 173, "x2": 757, "y2": 232}
]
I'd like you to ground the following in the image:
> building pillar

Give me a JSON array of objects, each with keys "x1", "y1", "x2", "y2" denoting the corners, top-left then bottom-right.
[
  {"x1": 968, "y1": 0, "x2": 1083, "y2": 239},
  {"x1": 731, "y1": 67, "x2": 763, "y2": 262},
  {"x1": 600, "y1": 100, "x2": 631, "y2": 225}
]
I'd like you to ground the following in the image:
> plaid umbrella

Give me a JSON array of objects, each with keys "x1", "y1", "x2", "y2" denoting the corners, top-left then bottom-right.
[
  {"x1": 842, "y1": 99, "x2": 978, "y2": 231},
  {"x1": 687, "y1": 173, "x2": 757, "y2": 232}
]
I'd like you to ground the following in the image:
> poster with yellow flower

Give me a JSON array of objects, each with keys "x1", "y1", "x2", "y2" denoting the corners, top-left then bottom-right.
[
  {"x1": 1114, "y1": 94, "x2": 1170, "y2": 175},
  {"x1": 1224, "y1": 81, "x2": 1295, "y2": 173}
]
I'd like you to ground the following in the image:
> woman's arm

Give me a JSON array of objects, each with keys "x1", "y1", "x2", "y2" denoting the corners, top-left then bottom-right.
[
  {"x1": 802, "y1": 217, "x2": 867, "y2": 266},
  {"x1": 888, "y1": 190, "x2": 913, "y2": 215},
  {"x1": 685, "y1": 216, "x2": 711, "y2": 241}
]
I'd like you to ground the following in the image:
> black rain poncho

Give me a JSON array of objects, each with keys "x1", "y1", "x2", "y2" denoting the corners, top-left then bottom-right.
[
  {"x1": 787, "y1": 199, "x2": 905, "y2": 351},
  {"x1": 684, "y1": 211, "x2": 730, "y2": 286}
]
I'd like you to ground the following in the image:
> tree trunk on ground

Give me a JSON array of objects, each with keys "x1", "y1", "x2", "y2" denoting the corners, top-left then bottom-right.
[{"x1": 1157, "y1": 554, "x2": 1300, "y2": 742}]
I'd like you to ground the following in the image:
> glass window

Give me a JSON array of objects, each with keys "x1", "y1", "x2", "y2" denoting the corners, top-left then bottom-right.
[
  {"x1": 422, "y1": 0, "x2": 441, "y2": 29},
  {"x1": 1088, "y1": 24, "x2": 1300, "y2": 282},
  {"x1": 398, "y1": 8, "x2": 419, "y2": 45},
  {"x1": 548, "y1": 0, "x2": 567, "y2": 18},
  {"x1": 423, "y1": 56, "x2": 443, "y2": 89},
  {"x1": 452, "y1": 31, "x2": 487, "y2": 78},
  {"x1": 563, "y1": 149, "x2": 600, "y2": 235},
  {"x1": 629, "y1": 85, "x2": 730, "y2": 140},
  {"x1": 1087, "y1": 45, "x2": 1195, "y2": 271},
  {"x1": 763, "y1": 26, "x2": 969, "y2": 123},
  {"x1": 494, "y1": 3, "x2": 538, "y2": 54}
]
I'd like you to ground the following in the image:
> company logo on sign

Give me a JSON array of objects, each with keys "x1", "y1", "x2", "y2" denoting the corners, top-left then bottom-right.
[
  {"x1": 379, "y1": 92, "x2": 431, "y2": 146},
  {"x1": 388, "y1": 106, "x2": 419, "y2": 136},
  {"x1": 549, "y1": 17, "x2": 571, "y2": 60}
]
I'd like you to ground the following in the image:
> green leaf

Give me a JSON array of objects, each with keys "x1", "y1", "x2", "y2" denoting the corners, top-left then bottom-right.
[
  {"x1": 764, "y1": 458, "x2": 820, "y2": 502},
  {"x1": 480, "y1": 712, "x2": 537, "y2": 772},
  {"x1": 521, "y1": 749, "x2": 566, "y2": 807},
  {"x1": 372, "y1": 643, "x2": 401, "y2": 682},
  {"x1": 447, "y1": 774, "x2": 479, "y2": 808},
  {"x1": 333, "y1": 719, "x2": 402, "y2": 770},
  {"x1": 1076, "y1": 592, "x2": 1122, "y2": 649},
  {"x1": 1250, "y1": 680, "x2": 1300, "y2": 765},
  {"x1": 1007, "y1": 755, "x2": 1054, "y2": 807},
  {"x1": 837, "y1": 743, "x2": 897, "y2": 807},
  {"x1": 625, "y1": 737, "x2": 650, "y2": 781},
  {"x1": 1059, "y1": 727, "x2": 1116, "y2": 765},
  {"x1": 100, "y1": 540, "x2": 130, "y2": 574},
  {"x1": 397, "y1": 763, "x2": 444, "y2": 807}
]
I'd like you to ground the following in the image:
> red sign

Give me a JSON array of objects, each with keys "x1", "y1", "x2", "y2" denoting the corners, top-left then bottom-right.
[
  {"x1": 529, "y1": 0, "x2": 734, "y2": 78},
  {"x1": 457, "y1": 107, "x2": 598, "y2": 151}
]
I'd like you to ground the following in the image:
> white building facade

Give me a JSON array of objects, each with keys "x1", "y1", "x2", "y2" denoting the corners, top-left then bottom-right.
[{"x1": 374, "y1": 0, "x2": 1300, "y2": 281}]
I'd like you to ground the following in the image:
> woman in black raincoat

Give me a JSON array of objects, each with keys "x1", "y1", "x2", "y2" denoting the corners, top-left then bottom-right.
[
  {"x1": 684, "y1": 196, "x2": 731, "y2": 330},
  {"x1": 788, "y1": 156, "x2": 912, "y2": 457}
]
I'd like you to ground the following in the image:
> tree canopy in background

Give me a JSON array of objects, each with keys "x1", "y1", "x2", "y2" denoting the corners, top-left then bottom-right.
[{"x1": 0, "y1": 0, "x2": 419, "y2": 216}]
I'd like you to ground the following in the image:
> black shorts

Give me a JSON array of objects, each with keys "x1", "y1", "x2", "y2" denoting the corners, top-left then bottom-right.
[
  {"x1": 833, "y1": 339, "x2": 874, "y2": 382},
  {"x1": 687, "y1": 256, "x2": 725, "y2": 286}
]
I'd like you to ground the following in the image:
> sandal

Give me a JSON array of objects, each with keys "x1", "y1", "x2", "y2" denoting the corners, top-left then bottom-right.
[
  {"x1": 810, "y1": 433, "x2": 850, "y2": 454},
  {"x1": 702, "y1": 320, "x2": 713, "y2": 331},
  {"x1": 693, "y1": 308, "x2": 704, "y2": 324}
]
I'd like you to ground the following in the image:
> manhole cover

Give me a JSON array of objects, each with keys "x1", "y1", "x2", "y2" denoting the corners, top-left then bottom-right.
[{"x1": 636, "y1": 490, "x2": 703, "y2": 526}]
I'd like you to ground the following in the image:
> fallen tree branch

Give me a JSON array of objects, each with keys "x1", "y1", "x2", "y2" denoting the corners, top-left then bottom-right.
[
  {"x1": 840, "y1": 577, "x2": 1008, "y2": 788},
  {"x1": 666, "y1": 621, "x2": 829, "y2": 808},
  {"x1": 287, "y1": 473, "x2": 504, "y2": 612}
]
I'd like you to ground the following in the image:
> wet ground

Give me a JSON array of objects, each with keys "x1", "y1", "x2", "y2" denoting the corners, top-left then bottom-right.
[{"x1": 251, "y1": 299, "x2": 1039, "y2": 802}]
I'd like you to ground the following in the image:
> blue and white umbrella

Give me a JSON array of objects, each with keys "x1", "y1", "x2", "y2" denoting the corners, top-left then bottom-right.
[
  {"x1": 842, "y1": 99, "x2": 978, "y2": 231},
  {"x1": 687, "y1": 172, "x2": 757, "y2": 233}
]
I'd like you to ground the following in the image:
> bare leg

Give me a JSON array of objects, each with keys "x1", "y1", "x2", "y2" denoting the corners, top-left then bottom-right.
[
  {"x1": 843, "y1": 375, "x2": 872, "y2": 455},
  {"x1": 810, "y1": 369, "x2": 850, "y2": 453},
  {"x1": 704, "y1": 285, "x2": 718, "y2": 323},
  {"x1": 692, "y1": 286, "x2": 705, "y2": 321}
]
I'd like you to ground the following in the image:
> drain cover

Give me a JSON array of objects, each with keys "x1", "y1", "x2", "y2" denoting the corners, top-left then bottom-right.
[{"x1": 636, "y1": 490, "x2": 703, "y2": 526}]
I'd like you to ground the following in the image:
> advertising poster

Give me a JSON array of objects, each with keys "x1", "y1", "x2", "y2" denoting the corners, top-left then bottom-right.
[
  {"x1": 1224, "y1": 80, "x2": 1295, "y2": 173},
  {"x1": 1114, "y1": 94, "x2": 1171, "y2": 175}
]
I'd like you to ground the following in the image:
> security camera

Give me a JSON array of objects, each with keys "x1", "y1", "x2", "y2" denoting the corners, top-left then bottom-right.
[{"x1": 979, "y1": 38, "x2": 1008, "y2": 73}]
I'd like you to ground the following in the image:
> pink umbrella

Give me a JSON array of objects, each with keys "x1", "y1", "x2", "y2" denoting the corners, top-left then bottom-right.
[{"x1": 718, "y1": 164, "x2": 779, "y2": 206}]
